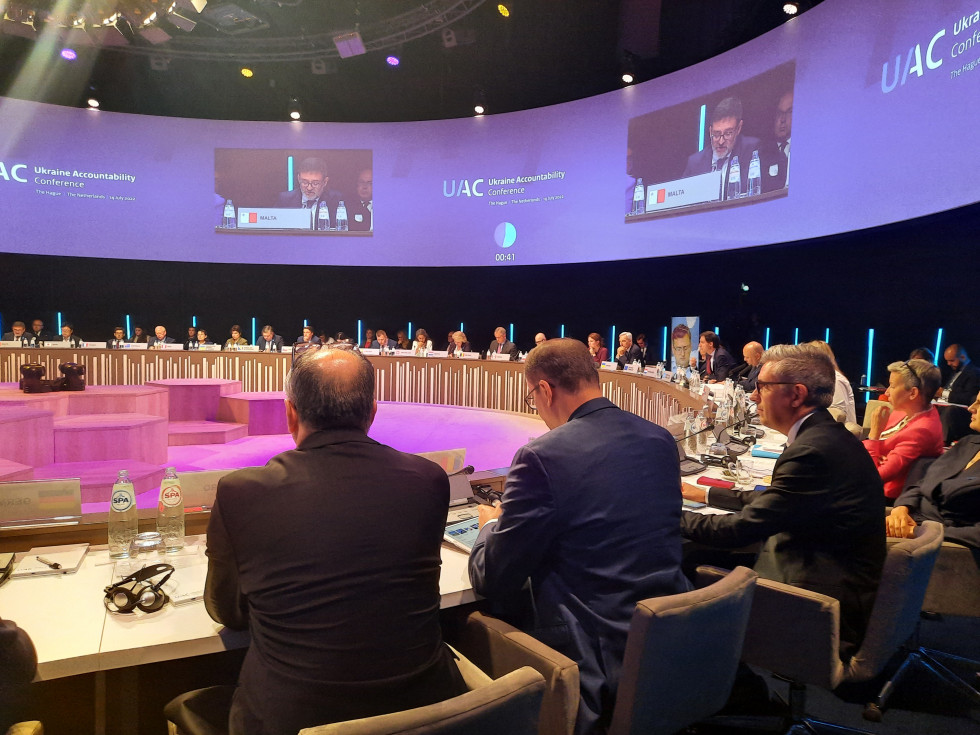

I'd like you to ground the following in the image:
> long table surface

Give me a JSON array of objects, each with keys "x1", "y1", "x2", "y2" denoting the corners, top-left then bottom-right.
[
  {"x1": 0, "y1": 348, "x2": 707, "y2": 426},
  {"x1": 0, "y1": 535, "x2": 475, "y2": 682}
]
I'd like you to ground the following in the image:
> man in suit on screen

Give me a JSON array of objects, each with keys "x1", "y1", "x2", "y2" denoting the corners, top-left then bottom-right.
[{"x1": 277, "y1": 157, "x2": 342, "y2": 222}]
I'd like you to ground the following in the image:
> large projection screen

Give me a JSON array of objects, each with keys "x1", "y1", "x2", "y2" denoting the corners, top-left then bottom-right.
[{"x1": 1, "y1": 0, "x2": 978, "y2": 267}]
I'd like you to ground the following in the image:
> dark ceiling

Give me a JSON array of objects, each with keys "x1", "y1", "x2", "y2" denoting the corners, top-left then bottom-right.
[{"x1": 0, "y1": 0, "x2": 822, "y2": 122}]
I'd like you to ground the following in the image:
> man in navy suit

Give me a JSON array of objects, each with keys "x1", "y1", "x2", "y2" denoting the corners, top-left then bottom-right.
[
  {"x1": 469, "y1": 339, "x2": 690, "y2": 734},
  {"x1": 277, "y1": 157, "x2": 342, "y2": 224},
  {"x1": 698, "y1": 330, "x2": 736, "y2": 382},
  {"x1": 147, "y1": 325, "x2": 176, "y2": 347},
  {"x1": 256, "y1": 325, "x2": 285, "y2": 353},
  {"x1": 487, "y1": 326, "x2": 519, "y2": 360}
]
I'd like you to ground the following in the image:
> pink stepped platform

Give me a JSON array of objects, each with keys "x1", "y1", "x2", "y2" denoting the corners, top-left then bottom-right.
[
  {"x1": 67, "y1": 385, "x2": 169, "y2": 417},
  {"x1": 0, "y1": 388, "x2": 70, "y2": 417},
  {"x1": 146, "y1": 379, "x2": 242, "y2": 421},
  {"x1": 0, "y1": 407, "x2": 55, "y2": 467},
  {"x1": 217, "y1": 392, "x2": 288, "y2": 435},
  {"x1": 33, "y1": 461, "x2": 165, "y2": 505},
  {"x1": 53, "y1": 413, "x2": 169, "y2": 464},
  {"x1": 0, "y1": 459, "x2": 33, "y2": 482},
  {"x1": 168, "y1": 420, "x2": 249, "y2": 446}
]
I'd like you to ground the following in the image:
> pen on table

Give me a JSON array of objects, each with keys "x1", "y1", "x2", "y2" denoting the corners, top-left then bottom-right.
[{"x1": 36, "y1": 556, "x2": 62, "y2": 570}]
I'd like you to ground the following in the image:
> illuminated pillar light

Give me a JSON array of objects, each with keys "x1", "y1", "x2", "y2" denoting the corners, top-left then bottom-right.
[
  {"x1": 252, "y1": 317, "x2": 257, "y2": 345},
  {"x1": 933, "y1": 328, "x2": 944, "y2": 365},
  {"x1": 126, "y1": 314, "x2": 132, "y2": 337},
  {"x1": 303, "y1": 318, "x2": 308, "y2": 328},
  {"x1": 865, "y1": 328, "x2": 875, "y2": 403},
  {"x1": 764, "y1": 327, "x2": 771, "y2": 350},
  {"x1": 610, "y1": 326, "x2": 616, "y2": 358},
  {"x1": 357, "y1": 319, "x2": 362, "y2": 346},
  {"x1": 713, "y1": 326, "x2": 719, "y2": 336},
  {"x1": 560, "y1": 324, "x2": 565, "y2": 338},
  {"x1": 662, "y1": 326, "x2": 668, "y2": 361},
  {"x1": 57, "y1": 312, "x2": 63, "y2": 332},
  {"x1": 509, "y1": 323, "x2": 514, "y2": 343},
  {"x1": 287, "y1": 156, "x2": 294, "y2": 192},
  {"x1": 460, "y1": 322, "x2": 464, "y2": 333},
  {"x1": 698, "y1": 104, "x2": 706, "y2": 153},
  {"x1": 192, "y1": 315, "x2": 197, "y2": 327},
  {"x1": 793, "y1": 327, "x2": 799, "y2": 345},
  {"x1": 825, "y1": 327, "x2": 830, "y2": 344},
  {"x1": 407, "y1": 322, "x2": 413, "y2": 340}
]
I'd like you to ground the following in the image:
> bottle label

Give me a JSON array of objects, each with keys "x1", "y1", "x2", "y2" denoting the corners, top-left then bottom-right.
[
  {"x1": 111, "y1": 488, "x2": 134, "y2": 512},
  {"x1": 160, "y1": 482, "x2": 183, "y2": 507}
]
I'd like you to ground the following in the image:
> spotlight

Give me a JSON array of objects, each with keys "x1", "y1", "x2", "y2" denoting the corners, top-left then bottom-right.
[
  {"x1": 473, "y1": 89, "x2": 486, "y2": 116},
  {"x1": 497, "y1": 3, "x2": 511, "y2": 18},
  {"x1": 241, "y1": 67, "x2": 253, "y2": 78},
  {"x1": 87, "y1": 97, "x2": 100, "y2": 108},
  {"x1": 783, "y1": 2, "x2": 799, "y2": 15},
  {"x1": 386, "y1": 55, "x2": 399, "y2": 66},
  {"x1": 740, "y1": 283, "x2": 750, "y2": 292},
  {"x1": 61, "y1": 48, "x2": 78, "y2": 61},
  {"x1": 621, "y1": 52, "x2": 636, "y2": 86},
  {"x1": 288, "y1": 97, "x2": 301, "y2": 121},
  {"x1": 474, "y1": 104, "x2": 485, "y2": 115},
  {"x1": 621, "y1": 72, "x2": 633, "y2": 84}
]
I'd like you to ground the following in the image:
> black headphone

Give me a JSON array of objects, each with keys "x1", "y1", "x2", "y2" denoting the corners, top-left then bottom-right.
[{"x1": 104, "y1": 563, "x2": 174, "y2": 614}]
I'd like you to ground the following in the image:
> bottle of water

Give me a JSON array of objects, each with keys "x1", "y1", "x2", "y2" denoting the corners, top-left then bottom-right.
[
  {"x1": 336, "y1": 201, "x2": 349, "y2": 231},
  {"x1": 316, "y1": 201, "x2": 330, "y2": 231},
  {"x1": 108, "y1": 470, "x2": 138, "y2": 558},
  {"x1": 747, "y1": 150, "x2": 761, "y2": 196},
  {"x1": 632, "y1": 178, "x2": 645, "y2": 215},
  {"x1": 157, "y1": 467, "x2": 185, "y2": 553},
  {"x1": 222, "y1": 199, "x2": 236, "y2": 229},
  {"x1": 726, "y1": 155, "x2": 741, "y2": 200}
]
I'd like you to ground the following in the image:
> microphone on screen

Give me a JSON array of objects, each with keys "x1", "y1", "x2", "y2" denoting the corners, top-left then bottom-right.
[{"x1": 448, "y1": 465, "x2": 475, "y2": 477}]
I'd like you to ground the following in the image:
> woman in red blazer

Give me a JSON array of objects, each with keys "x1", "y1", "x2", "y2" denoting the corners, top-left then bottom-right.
[
  {"x1": 864, "y1": 358, "x2": 944, "y2": 499},
  {"x1": 587, "y1": 332, "x2": 608, "y2": 365}
]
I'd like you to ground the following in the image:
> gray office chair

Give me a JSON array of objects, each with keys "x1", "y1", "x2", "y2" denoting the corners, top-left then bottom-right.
[
  {"x1": 298, "y1": 667, "x2": 545, "y2": 735},
  {"x1": 698, "y1": 520, "x2": 944, "y2": 732},
  {"x1": 443, "y1": 611, "x2": 580, "y2": 735},
  {"x1": 607, "y1": 565, "x2": 758, "y2": 735}
]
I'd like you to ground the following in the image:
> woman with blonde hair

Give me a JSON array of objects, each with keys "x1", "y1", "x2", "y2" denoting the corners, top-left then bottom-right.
[{"x1": 808, "y1": 340, "x2": 856, "y2": 424}]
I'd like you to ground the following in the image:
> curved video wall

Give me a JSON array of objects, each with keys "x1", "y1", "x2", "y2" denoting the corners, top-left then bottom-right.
[{"x1": 1, "y1": 0, "x2": 978, "y2": 268}]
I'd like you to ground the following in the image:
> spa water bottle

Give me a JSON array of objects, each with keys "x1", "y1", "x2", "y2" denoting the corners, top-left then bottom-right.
[
  {"x1": 108, "y1": 470, "x2": 138, "y2": 558},
  {"x1": 222, "y1": 199, "x2": 236, "y2": 229},
  {"x1": 726, "y1": 155, "x2": 741, "y2": 200},
  {"x1": 316, "y1": 201, "x2": 330, "y2": 231},
  {"x1": 748, "y1": 151, "x2": 761, "y2": 196},
  {"x1": 336, "y1": 201, "x2": 349, "y2": 231},
  {"x1": 632, "y1": 178, "x2": 645, "y2": 215},
  {"x1": 157, "y1": 467, "x2": 185, "y2": 553}
]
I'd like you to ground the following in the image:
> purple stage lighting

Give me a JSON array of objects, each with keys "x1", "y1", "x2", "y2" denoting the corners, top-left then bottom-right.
[
  {"x1": 61, "y1": 48, "x2": 78, "y2": 61},
  {"x1": 386, "y1": 55, "x2": 400, "y2": 67}
]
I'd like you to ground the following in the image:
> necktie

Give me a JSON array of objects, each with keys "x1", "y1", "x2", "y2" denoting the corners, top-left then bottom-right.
[{"x1": 497, "y1": 344, "x2": 502, "y2": 354}]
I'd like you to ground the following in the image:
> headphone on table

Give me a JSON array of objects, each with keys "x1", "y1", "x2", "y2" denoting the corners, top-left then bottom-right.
[{"x1": 104, "y1": 562, "x2": 174, "y2": 614}]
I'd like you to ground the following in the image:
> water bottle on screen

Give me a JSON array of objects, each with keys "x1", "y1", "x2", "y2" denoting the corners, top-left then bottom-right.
[
  {"x1": 108, "y1": 470, "x2": 138, "y2": 558},
  {"x1": 157, "y1": 467, "x2": 185, "y2": 553},
  {"x1": 726, "y1": 155, "x2": 741, "y2": 200},
  {"x1": 632, "y1": 178, "x2": 645, "y2": 215},
  {"x1": 747, "y1": 151, "x2": 761, "y2": 197},
  {"x1": 222, "y1": 199, "x2": 236, "y2": 229},
  {"x1": 336, "y1": 200, "x2": 349, "y2": 231},
  {"x1": 316, "y1": 201, "x2": 330, "y2": 231}
]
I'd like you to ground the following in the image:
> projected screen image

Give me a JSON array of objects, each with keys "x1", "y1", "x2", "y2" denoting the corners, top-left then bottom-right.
[
  {"x1": 626, "y1": 63, "x2": 794, "y2": 220},
  {"x1": 1, "y1": 0, "x2": 979, "y2": 267},
  {"x1": 215, "y1": 149, "x2": 373, "y2": 235}
]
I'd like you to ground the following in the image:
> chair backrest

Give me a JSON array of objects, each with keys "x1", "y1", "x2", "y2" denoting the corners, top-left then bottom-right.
[
  {"x1": 607, "y1": 566, "x2": 758, "y2": 735},
  {"x1": 299, "y1": 667, "x2": 546, "y2": 735},
  {"x1": 845, "y1": 520, "x2": 944, "y2": 681},
  {"x1": 862, "y1": 399, "x2": 887, "y2": 430}
]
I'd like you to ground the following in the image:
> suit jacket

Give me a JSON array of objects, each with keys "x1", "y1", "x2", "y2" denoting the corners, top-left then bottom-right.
[
  {"x1": 256, "y1": 335, "x2": 285, "y2": 352},
  {"x1": 682, "y1": 409, "x2": 886, "y2": 656},
  {"x1": 681, "y1": 135, "x2": 786, "y2": 199},
  {"x1": 348, "y1": 199, "x2": 372, "y2": 232},
  {"x1": 0, "y1": 617, "x2": 37, "y2": 733},
  {"x1": 637, "y1": 344, "x2": 656, "y2": 365},
  {"x1": 946, "y1": 362, "x2": 980, "y2": 407},
  {"x1": 277, "y1": 188, "x2": 343, "y2": 223},
  {"x1": 488, "y1": 339, "x2": 519, "y2": 360},
  {"x1": 371, "y1": 339, "x2": 395, "y2": 351},
  {"x1": 615, "y1": 343, "x2": 642, "y2": 369},
  {"x1": 894, "y1": 435, "x2": 980, "y2": 548},
  {"x1": 699, "y1": 346, "x2": 735, "y2": 381},
  {"x1": 469, "y1": 398, "x2": 690, "y2": 734},
  {"x1": 205, "y1": 429, "x2": 464, "y2": 735},
  {"x1": 1, "y1": 332, "x2": 26, "y2": 343},
  {"x1": 864, "y1": 407, "x2": 944, "y2": 499},
  {"x1": 53, "y1": 335, "x2": 81, "y2": 347},
  {"x1": 147, "y1": 336, "x2": 176, "y2": 347},
  {"x1": 733, "y1": 362, "x2": 761, "y2": 392},
  {"x1": 447, "y1": 342, "x2": 472, "y2": 356}
]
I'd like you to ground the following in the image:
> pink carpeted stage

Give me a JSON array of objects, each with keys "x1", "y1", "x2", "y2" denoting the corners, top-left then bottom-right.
[{"x1": 0, "y1": 380, "x2": 545, "y2": 514}]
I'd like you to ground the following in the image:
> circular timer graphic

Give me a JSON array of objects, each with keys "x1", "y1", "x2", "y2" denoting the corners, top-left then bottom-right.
[{"x1": 494, "y1": 222, "x2": 517, "y2": 248}]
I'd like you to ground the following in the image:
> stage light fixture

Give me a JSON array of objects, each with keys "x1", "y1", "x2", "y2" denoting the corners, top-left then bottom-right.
[
  {"x1": 241, "y1": 66, "x2": 253, "y2": 78},
  {"x1": 386, "y1": 55, "x2": 400, "y2": 66},
  {"x1": 87, "y1": 97, "x2": 100, "y2": 108},
  {"x1": 473, "y1": 88, "x2": 486, "y2": 116},
  {"x1": 621, "y1": 72, "x2": 633, "y2": 84},
  {"x1": 288, "y1": 97, "x2": 301, "y2": 121},
  {"x1": 783, "y1": 2, "x2": 800, "y2": 15},
  {"x1": 497, "y1": 3, "x2": 511, "y2": 18},
  {"x1": 474, "y1": 104, "x2": 485, "y2": 115},
  {"x1": 61, "y1": 48, "x2": 77, "y2": 61}
]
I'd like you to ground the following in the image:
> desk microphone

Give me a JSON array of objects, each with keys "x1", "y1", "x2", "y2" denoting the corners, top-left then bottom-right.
[{"x1": 449, "y1": 465, "x2": 474, "y2": 477}]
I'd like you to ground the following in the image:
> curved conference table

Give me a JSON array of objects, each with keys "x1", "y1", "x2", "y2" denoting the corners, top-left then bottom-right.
[{"x1": 0, "y1": 346, "x2": 707, "y2": 426}]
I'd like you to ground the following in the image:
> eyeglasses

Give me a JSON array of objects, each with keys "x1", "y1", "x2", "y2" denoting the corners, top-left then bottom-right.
[
  {"x1": 709, "y1": 128, "x2": 737, "y2": 142},
  {"x1": 753, "y1": 380, "x2": 799, "y2": 392},
  {"x1": 298, "y1": 178, "x2": 325, "y2": 190},
  {"x1": 901, "y1": 361, "x2": 921, "y2": 388},
  {"x1": 524, "y1": 383, "x2": 551, "y2": 410}
]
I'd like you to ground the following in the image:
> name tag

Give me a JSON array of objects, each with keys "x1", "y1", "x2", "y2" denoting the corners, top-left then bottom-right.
[
  {"x1": 599, "y1": 361, "x2": 618, "y2": 372},
  {"x1": 489, "y1": 352, "x2": 511, "y2": 362}
]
